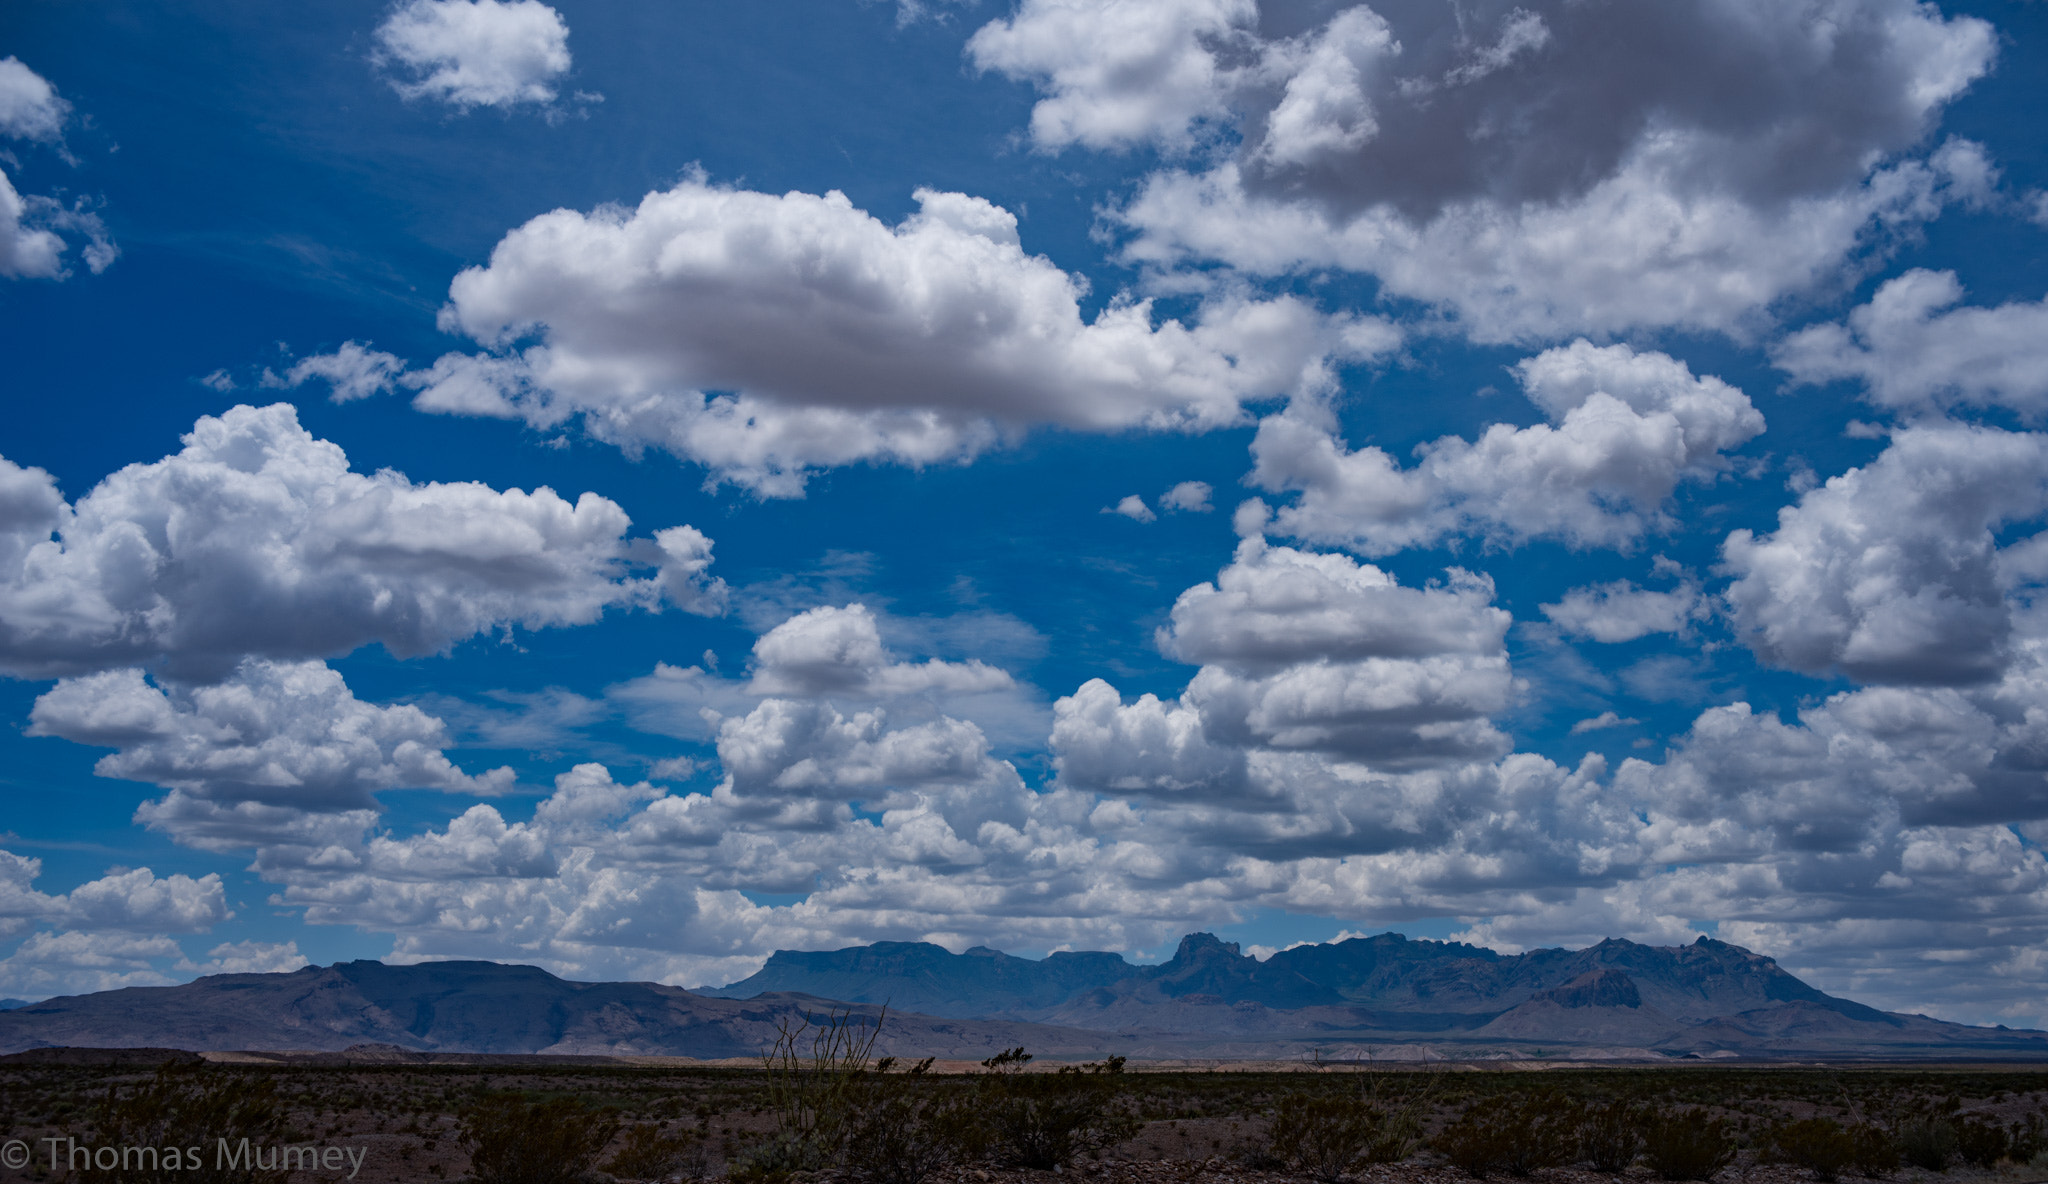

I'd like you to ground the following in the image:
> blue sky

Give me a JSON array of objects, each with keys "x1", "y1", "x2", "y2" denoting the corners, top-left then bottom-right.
[{"x1": 5, "y1": 0, "x2": 2048, "y2": 1027}]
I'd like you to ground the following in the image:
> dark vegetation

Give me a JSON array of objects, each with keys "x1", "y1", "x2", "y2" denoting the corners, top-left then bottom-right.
[{"x1": 1, "y1": 1054, "x2": 2046, "y2": 1183}]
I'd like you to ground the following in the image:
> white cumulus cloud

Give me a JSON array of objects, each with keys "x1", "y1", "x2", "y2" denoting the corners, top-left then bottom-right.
[
  {"x1": 1724, "y1": 422, "x2": 2048, "y2": 686},
  {"x1": 1106, "y1": 495, "x2": 1155, "y2": 522},
  {"x1": 0, "y1": 57, "x2": 69, "y2": 143},
  {"x1": 374, "y1": 0, "x2": 573, "y2": 110},
  {"x1": 416, "y1": 178, "x2": 1397, "y2": 494},
  {"x1": 1543, "y1": 581, "x2": 1704, "y2": 644},
  {"x1": 1160, "y1": 481, "x2": 1213, "y2": 512},
  {"x1": 263, "y1": 342, "x2": 409, "y2": 403},
  {"x1": 29, "y1": 660, "x2": 515, "y2": 815},
  {"x1": 1775, "y1": 269, "x2": 2048, "y2": 419},
  {"x1": 0, "y1": 403, "x2": 727, "y2": 680},
  {"x1": 1253, "y1": 341, "x2": 1763, "y2": 555}
]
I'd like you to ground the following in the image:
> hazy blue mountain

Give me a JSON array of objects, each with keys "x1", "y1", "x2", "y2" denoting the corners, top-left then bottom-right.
[
  {"x1": 708, "y1": 931, "x2": 2048, "y2": 1058},
  {"x1": 697, "y1": 940, "x2": 1133, "y2": 1017},
  {"x1": 6, "y1": 936, "x2": 2046, "y2": 1060},
  {"x1": 0, "y1": 999, "x2": 29, "y2": 1010},
  {"x1": 710, "y1": 931, "x2": 1849, "y2": 1023},
  {"x1": 0, "y1": 959, "x2": 1105, "y2": 1059}
]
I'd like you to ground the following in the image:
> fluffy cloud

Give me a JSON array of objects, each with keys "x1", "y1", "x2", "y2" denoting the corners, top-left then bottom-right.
[
  {"x1": 0, "y1": 169, "x2": 67, "y2": 280},
  {"x1": 29, "y1": 660, "x2": 514, "y2": 815},
  {"x1": 0, "y1": 852, "x2": 227, "y2": 939},
  {"x1": 609, "y1": 603, "x2": 1042, "y2": 760},
  {"x1": 1775, "y1": 270, "x2": 2048, "y2": 418},
  {"x1": 1253, "y1": 341, "x2": 1763, "y2": 554},
  {"x1": 416, "y1": 178, "x2": 1397, "y2": 494},
  {"x1": 1106, "y1": 495, "x2": 1154, "y2": 522},
  {"x1": 1160, "y1": 480, "x2": 1212, "y2": 512},
  {"x1": 1595, "y1": 641, "x2": 2048, "y2": 1020},
  {"x1": 1724, "y1": 423, "x2": 2048, "y2": 686},
  {"x1": 0, "y1": 59, "x2": 117, "y2": 281},
  {"x1": 263, "y1": 342, "x2": 409, "y2": 403},
  {"x1": 967, "y1": 0, "x2": 1252, "y2": 153},
  {"x1": 180, "y1": 940, "x2": 309, "y2": 977},
  {"x1": 0, "y1": 931, "x2": 184, "y2": 997},
  {"x1": 0, "y1": 403, "x2": 726, "y2": 679},
  {"x1": 58, "y1": 868, "x2": 228, "y2": 934},
  {"x1": 1054, "y1": 539, "x2": 1518, "y2": 838},
  {"x1": 1543, "y1": 581, "x2": 1704, "y2": 644},
  {"x1": 975, "y1": 0, "x2": 1994, "y2": 340},
  {"x1": 374, "y1": 0, "x2": 572, "y2": 109},
  {"x1": 0, "y1": 57, "x2": 68, "y2": 143},
  {"x1": 0, "y1": 175, "x2": 116, "y2": 280},
  {"x1": 745, "y1": 604, "x2": 1013, "y2": 699},
  {"x1": 263, "y1": 750, "x2": 1150, "y2": 986},
  {"x1": 1569, "y1": 711, "x2": 1639, "y2": 736},
  {"x1": 1164, "y1": 540, "x2": 1513, "y2": 766}
]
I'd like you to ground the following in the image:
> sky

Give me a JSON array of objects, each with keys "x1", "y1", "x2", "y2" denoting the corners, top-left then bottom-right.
[{"x1": 4, "y1": 0, "x2": 2048, "y2": 1029}]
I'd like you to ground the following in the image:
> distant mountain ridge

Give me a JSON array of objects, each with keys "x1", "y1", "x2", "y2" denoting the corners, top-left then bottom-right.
[
  {"x1": 704, "y1": 931, "x2": 1875, "y2": 1024},
  {"x1": 704, "y1": 930, "x2": 2048, "y2": 1058},
  {"x1": 0, "y1": 958, "x2": 1105, "y2": 1059},
  {"x1": 3, "y1": 933, "x2": 2044, "y2": 1060}
]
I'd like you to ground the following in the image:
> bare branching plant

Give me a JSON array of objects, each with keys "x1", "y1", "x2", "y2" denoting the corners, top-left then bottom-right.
[{"x1": 734, "y1": 1007, "x2": 887, "y2": 1182}]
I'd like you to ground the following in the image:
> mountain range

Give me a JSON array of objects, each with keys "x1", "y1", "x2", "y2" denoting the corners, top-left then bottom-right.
[
  {"x1": 708, "y1": 931, "x2": 2048, "y2": 1058},
  {"x1": 0, "y1": 958, "x2": 1104, "y2": 1060},
  {"x1": 4, "y1": 933, "x2": 2045, "y2": 1061}
]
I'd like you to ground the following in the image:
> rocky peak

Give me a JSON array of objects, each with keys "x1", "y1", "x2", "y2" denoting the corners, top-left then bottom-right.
[{"x1": 1169, "y1": 933, "x2": 1242, "y2": 965}]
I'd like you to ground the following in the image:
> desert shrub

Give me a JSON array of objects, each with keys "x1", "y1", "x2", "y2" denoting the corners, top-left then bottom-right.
[
  {"x1": 2010, "y1": 1111, "x2": 2046, "y2": 1165},
  {"x1": 1266, "y1": 1072, "x2": 1429, "y2": 1181},
  {"x1": 1898, "y1": 1116, "x2": 1956, "y2": 1171},
  {"x1": 458, "y1": 1094, "x2": 619, "y2": 1184},
  {"x1": 602, "y1": 1122, "x2": 707, "y2": 1182},
  {"x1": 1435, "y1": 1093, "x2": 1579, "y2": 1179},
  {"x1": 1579, "y1": 1099, "x2": 1644, "y2": 1174},
  {"x1": 1228, "y1": 1136, "x2": 1287, "y2": 1171},
  {"x1": 835, "y1": 1059, "x2": 978, "y2": 1184},
  {"x1": 1774, "y1": 1118, "x2": 1857, "y2": 1181},
  {"x1": 1640, "y1": 1107, "x2": 1734, "y2": 1182},
  {"x1": 89, "y1": 1062, "x2": 293, "y2": 1184},
  {"x1": 1954, "y1": 1116, "x2": 2010, "y2": 1168},
  {"x1": 1849, "y1": 1123, "x2": 1901, "y2": 1177},
  {"x1": 974, "y1": 1049, "x2": 1140, "y2": 1171},
  {"x1": 727, "y1": 1131, "x2": 818, "y2": 1184},
  {"x1": 1267, "y1": 1092, "x2": 1378, "y2": 1182}
]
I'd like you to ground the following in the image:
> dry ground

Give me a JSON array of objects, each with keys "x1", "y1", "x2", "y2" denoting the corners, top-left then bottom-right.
[{"x1": 2, "y1": 1059, "x2": 2046, "y2": 1183}]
